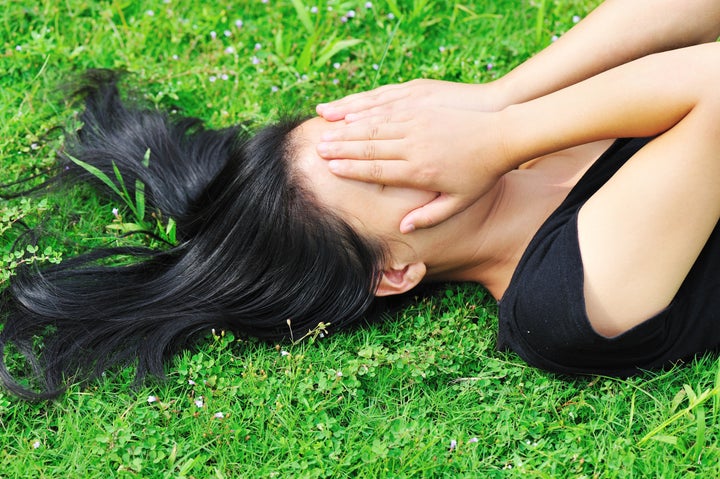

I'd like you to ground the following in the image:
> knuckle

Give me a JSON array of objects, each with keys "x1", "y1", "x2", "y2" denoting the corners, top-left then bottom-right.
[
  {"x1": 370, "y1": 161, "x2": 383, "y2": 181},
  {"x1": 363, "y1": 141, "x2": 377, "y2": 160},
  {"x1": 369, "y1": 125, "x2": 380, "y2": 140}
]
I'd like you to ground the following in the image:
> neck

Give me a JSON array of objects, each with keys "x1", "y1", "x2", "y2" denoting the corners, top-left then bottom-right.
[{"x1": 421, "y1": 168, "x2": 574, "y2": 299}]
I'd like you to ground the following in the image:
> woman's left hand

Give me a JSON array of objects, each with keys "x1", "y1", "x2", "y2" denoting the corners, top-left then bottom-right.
[{"x1": 316, "y1": 107, "x2": 511, "y2": 233}]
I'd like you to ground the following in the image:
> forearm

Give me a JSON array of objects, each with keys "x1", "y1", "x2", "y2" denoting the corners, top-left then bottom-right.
[
  {"x1": 492, "y1": 0, "x2": 720, "y2": 108},
  {"x1": 499, "y1": 43, "x2": 720, "y2": 168}
]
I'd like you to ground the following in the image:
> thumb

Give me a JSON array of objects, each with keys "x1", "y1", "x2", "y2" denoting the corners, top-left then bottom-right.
[{"x1": 400, "y1": 195, "x2": 467, "y2": 233}]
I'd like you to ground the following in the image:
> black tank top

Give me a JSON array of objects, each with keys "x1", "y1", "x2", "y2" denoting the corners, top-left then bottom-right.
[{"x1": 498, "y1": 138, "x2": 720, "y2": 376}]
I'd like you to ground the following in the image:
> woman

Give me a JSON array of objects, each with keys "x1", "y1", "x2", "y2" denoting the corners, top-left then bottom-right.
[
  {"x1": 2, "y1": 0, "x2": 718, "y2": 400},
  {"x1": 314, "y1": 0, "x2": 720, "y2": 373}
]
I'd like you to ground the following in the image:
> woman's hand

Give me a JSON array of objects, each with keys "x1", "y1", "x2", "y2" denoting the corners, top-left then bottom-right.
[
  {"x1": 316, "y1": 107, "x2": 511, "y2": 233},
  {"x1": 316, "y1": 79, "x2": 507, "y2": 123}
]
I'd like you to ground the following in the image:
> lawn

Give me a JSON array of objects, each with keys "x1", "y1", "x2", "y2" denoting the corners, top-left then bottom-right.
[{"x1": 1, "y1": 0, "x2": 719, "y2": 477}]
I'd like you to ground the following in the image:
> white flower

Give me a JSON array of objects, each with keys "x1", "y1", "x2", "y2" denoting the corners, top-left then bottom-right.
[
  {"x1": 572, "y1": 15, "x2": 581, "y2": 23},
  {"x1": 468, "y1": 437, "x2": 479, "y2": 443},
  {"x1": 235, "y1": 19, "x2": 244, "y2": 28},
  {"x1": 225, "y1": 46, "x2": 236, "y2": 54},
  {"x1": 224, "y1": 30, "x2": 232, "y2": 37},
  {"x1": 210, "y1": 31, "x2": 217, "y2": 40},
  {"x1": 449, "y1": 439, "x2": 457, "y2": 451},
  {"x1": 280, "y1": 350, "x2": 290, "y2": 356},
  {"x1": 147, "y1": 395, "x2": 157, "y2": 403},
  {"x1": 188, "y1": 379, "x2": 196, "y2": 385},
  {"x1": 310, "y1": 6, "x2": 318, "y2": 13},
  {"x1": 347, "y1": 10, "x2": 356, "y2": 18},
  {"x1": 195, "y1": 396, "x2": 204, "y2": 408},
  {"x1": 365, "y1": 2, "x2": 373, "y2": 9},
  {"x1": 146, "y1": 10, "x2": 154, "y2": 16},
  {"x1": 214, "y1": 412, "x2": 225, "y2": 419},
  {"x1": 32, "y1": 440, "x2": 41, "y2": 449}
]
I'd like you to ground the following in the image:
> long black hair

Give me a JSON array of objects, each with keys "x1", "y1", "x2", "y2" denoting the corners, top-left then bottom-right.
[{"x1": 0, "y1": 70, "x2": 386, "y2": 400}]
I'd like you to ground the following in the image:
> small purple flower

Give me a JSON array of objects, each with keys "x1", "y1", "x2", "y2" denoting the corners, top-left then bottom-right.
[
  {"x1": 254, "y1": 42, "x2": 262, "y2": 50},
  {"x1": 341, "y1": 16, "x2": 348, "y2": 23},
  {"x1": 188, "y1": 379, "x2": 196, "y2": 385},
  {"x1": 387, "y1": 13, "x2": 395, "y2": 20},
  {"x1": 347, "y1": 10, "x2": 356, "y2": 18},
  {"x1": 221, "y1": 73, "x2": 229, "y2": 80},
  {"x1": 147, "y1": 395, "x2": 157, "y2": 403},
  {"x1": 449, "y1": 439, "x2": 457, "y2": 451},
  {"x1": 112, "y1": 207, "x2": 120, "y2": 217},
  {"x1": 15, "y1": 45, "x2": 22, "y2": 51},
  {"x1": 372, "y1": 64, "x2": 379, "y2": 70},
  {"x1": 486, "y1": 63, "x2": 494, "y2": 70},
  {"x1": 438, "y1": 46, "x2": 446, "y2": 53},
  {"x1": 468, "y1": 437, "x2": 479, "y2": 443},
  {"x1": 225, "y1": 46, "x2": 235, "y2": 54},
  {"x1": 146, "y1": 10, "x2": 154, "y2": 16},
  {"x1": 209, "y1": 76, "x2": 217, "y2": 82},
  {"x1": 195, "y1": 396, "x2": 204, "y2": 408},
  {"x1": 333, "y1": 62, "x2": 340, "y2": 69},
  {"x1": 235, "y1": 19, "x2": 244, "y2": 28},
  {"x1": 572, "y1": 15, "x2": 581, "y2": 23},
  {"x1": 365, "y1": 2, "x2": 373, "y2": 9},
  {"x1": 32, "y1": 441, "x2": 41, "y2": 449},
  {"x1": 251, "y1": 55, "x2": 260, "y2": 65},
  {"x1": 224, "y1": 30, "x2": 232, "y2": 37},
  {"x1": 271, "y1": 85, "x2": 279, "y2": 93},
  {"x1": 214, "y1": 412, "x2": 225, "y2": 419},
  {"x1": 310, "y1": 6, "x2": 318, "y2": 14},
  {"x1": 551, "y1": 35, "x2": 559, "y2": 42},
  {"x1": 210, "y1": 31, "x2": 217, "y2": 40}
]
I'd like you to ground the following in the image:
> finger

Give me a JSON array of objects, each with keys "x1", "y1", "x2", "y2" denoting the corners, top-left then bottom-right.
[
  {"x1": 317, "y1": 138, "x2": 406, "y2": 162},
  {"x1": 319, "y1": 120, "x2": 405, "y2": 143},
  {"x1": 400, "y1": 195, "x2": 470, "y2": 233},
  {"x1": 317, "y1": 84, "x2": 409, "y2": 120},
  {"x1": 328, "y1": 158, "x2": 418, "y2": 187}
]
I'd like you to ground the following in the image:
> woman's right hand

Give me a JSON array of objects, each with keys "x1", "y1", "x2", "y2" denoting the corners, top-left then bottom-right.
[
  {"x1": 316, "y1": 106, "x2": 512, "y2": 233},
  {"x1": 316, "y1": 79, "x2": 507, "y2": 123}
]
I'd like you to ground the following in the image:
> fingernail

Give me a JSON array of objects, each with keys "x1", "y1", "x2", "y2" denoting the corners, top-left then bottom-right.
[{"x1": 400, "y1": 223, "x2": 415, "y2": 234}]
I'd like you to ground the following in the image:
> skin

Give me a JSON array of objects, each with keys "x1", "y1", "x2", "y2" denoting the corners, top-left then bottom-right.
[
  {"x1": 310, "y1": 0, "x2": 720, "y2": 339},
  {"x1": 293, "y1": 116, "x2": 613, "y2": 300}
]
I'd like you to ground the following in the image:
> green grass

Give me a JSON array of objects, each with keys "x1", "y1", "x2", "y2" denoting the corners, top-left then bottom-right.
[{"x1": 2, "y1": 0, "x2": 720, "y2": 477}]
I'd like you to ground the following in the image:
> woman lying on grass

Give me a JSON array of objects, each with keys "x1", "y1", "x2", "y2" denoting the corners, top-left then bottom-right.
[{"x1": 2, "y1": 0, "x2": 720, "y2": 400}]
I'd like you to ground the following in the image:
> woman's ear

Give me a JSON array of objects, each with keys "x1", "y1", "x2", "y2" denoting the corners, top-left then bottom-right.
[{"x1": 375, "y1": 262, "x2": 427, "y2": 297}]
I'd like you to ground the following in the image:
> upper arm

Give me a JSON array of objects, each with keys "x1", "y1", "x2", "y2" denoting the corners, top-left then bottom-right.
[{"x1": 578, "y1": 101, "x2": 720, "y2": 337}]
